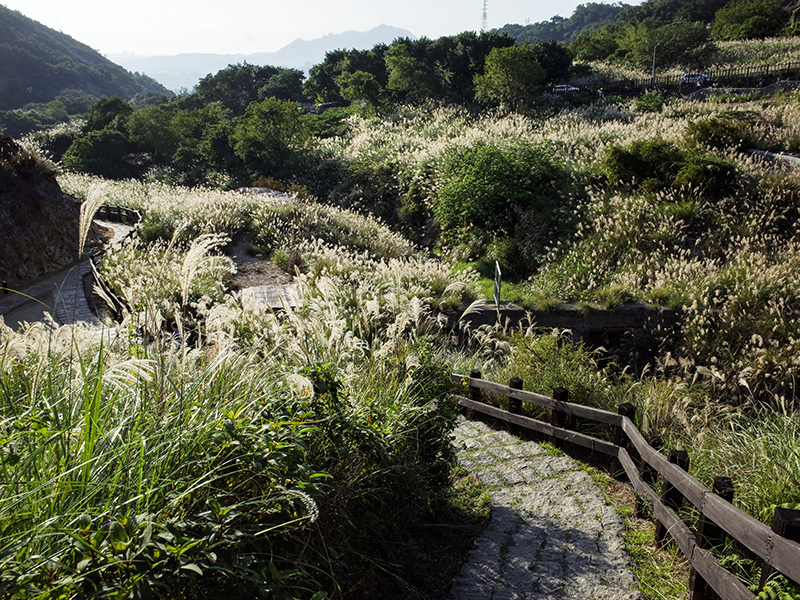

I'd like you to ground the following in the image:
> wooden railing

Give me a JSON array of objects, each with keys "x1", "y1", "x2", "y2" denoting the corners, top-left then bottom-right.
[
  {"x1": 596, "y1": 61, "x2": 800, "y2": 97},
  {"x1": 452, "y1": 371, "x2": 800, "y2": 599},
  {"x1": 95, "y1": 205, "x2": 142, "y2": 226}
]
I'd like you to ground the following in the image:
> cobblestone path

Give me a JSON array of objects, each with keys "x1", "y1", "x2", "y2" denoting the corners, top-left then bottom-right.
[{"x1": 449, "y1": 417, "x2": 644, "y2": 600}]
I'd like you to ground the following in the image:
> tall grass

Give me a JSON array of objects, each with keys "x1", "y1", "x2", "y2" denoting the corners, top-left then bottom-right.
[
  {"x1": 0, "y1": 323, "x2": 325, "y2": 597},
  {"x1": 3, "y1": 171, "x2": 482, "y2": 597}
]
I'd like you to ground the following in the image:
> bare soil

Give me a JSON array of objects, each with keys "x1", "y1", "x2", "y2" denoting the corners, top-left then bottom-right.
[{"x1": 227, "y1": 235, "x2": 293, "y2": 290}]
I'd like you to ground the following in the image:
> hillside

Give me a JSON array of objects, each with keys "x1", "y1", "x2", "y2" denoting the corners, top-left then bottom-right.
[
  {"x1": 112, "y1": 24, "x2": 416, "y2": 92},
  {"x1": 497, "y1": 2, "x2": 628, "y2": 44},
  {"x1": 0, "y1": 4, "x2": 172, "y2": 111}
]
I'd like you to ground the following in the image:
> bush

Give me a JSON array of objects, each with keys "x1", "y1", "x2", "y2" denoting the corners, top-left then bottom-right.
[
  {"x1": 635, "y1": 92, "x2": 665, "y2": 113},
  {"x1": 433, "y1": 141, "x2": 575, "y2": 273},
  {"x1": 685, "y1": 112, "x2": 761, "y2": 150},
  {"x1": 600, "y1": 139, "x2": 736, "y2": 195}
]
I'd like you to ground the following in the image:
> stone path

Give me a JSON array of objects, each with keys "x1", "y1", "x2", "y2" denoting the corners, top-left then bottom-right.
[
  {"x1": 51, "y1": 261, "x2": 100, "y2": 327},
  {"x1": 0, "y1": 261, "x2": 100, "y2": 328},
  {"x1": 0, "y1": 218, "x2": 134, "y2": 329},
  {"x1": 449, "y1": 417, "x2": 644, "y2": 600}
]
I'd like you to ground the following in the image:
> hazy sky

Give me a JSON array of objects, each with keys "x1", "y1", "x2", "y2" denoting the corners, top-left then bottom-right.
[{"x1": 2, "y1": 0, "x2": 632, "y2": 57}]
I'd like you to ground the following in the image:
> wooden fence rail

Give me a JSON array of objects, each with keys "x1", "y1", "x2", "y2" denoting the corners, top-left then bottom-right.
[
  {"x1": 451, "y1": 372, "x2": 800, "y2": 599},
  {"x1": 596, "y1": 61, "x2": 800, "y2": 96},
  {"x1": 95, "y1": 205, "x2": 142, "y2": 226}
]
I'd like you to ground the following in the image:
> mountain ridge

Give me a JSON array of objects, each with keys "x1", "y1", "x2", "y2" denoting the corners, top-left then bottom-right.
[
  {"x1": 0, "y1": 4, "x2": 172, "y2": 110},
  {"x1": 113, "y1": 24, "x2": 416, "y2": 92}
]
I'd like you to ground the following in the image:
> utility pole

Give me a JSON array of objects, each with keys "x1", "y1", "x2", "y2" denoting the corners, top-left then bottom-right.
[
  {"x1": 481, "y1": 0, "x2": 488, "y2": 32},
  {"x1": 651, "y1": 42, "x2": 660, "y2": 85}
]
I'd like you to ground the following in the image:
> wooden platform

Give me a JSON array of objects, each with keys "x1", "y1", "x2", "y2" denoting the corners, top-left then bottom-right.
[{"x1": 241, "y1": 284, "x2": 299, "y2": 311}]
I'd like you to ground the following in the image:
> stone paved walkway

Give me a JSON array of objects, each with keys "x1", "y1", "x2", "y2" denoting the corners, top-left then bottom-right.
[
  {"x1": 449, "y1": 417, "x2": 644, "y2": 600},
  {"x1": 1, "y1": 218, "x2": 134, "y2": 329}
]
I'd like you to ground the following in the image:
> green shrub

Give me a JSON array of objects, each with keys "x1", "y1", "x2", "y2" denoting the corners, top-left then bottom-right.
[
  {"x1": 600, "y1": 140, "x2": 684, "y2": 187},
  {"x1": 635, "y1": 92, "x2": 665, "y2": 113},
  {"x1": 685, "y1": 112, "x2": 761, "y2": 150},
  {"x1": 600, "y1": 139, "x2": 737, "y2": 194},
  {"x1": 433, "y1": 141, "x2": 575, "y2": 274}
]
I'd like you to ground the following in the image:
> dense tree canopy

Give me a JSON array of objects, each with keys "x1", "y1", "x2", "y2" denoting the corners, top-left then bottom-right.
[
  {"x1": 711, "y1": 0, "x2": 788, "y2": 40},
  {"x1": 474, "y1": 44, "x2": 547, "y2": 110},
  {"x1": 185, "y1": 63, "x2": 306, "y2": 115},
  {"x1": 498, "y1": 2, "x2": 628, "y2": 44},
  {"x1": 231, "y1": 97, "x2": 313, "y2": 181}
]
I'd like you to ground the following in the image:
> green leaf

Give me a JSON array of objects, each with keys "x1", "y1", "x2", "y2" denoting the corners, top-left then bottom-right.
[{"x1": 179, "y1": 563, "x2": 203, "y2": 576}]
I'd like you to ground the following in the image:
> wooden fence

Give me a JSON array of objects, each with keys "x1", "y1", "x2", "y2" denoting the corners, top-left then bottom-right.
[
  {"x1": 95, "y1": 205, "x2": 142, "y2": 226},
  {"x1": 88, "y1": 205, "x2": 141, "y2": 319},
  {"x1": 452, "y1": 371, "x2": 800, "y2": 599},
  {"x1": 598, "y1": 61, "x2": 800, "y2": 97}
]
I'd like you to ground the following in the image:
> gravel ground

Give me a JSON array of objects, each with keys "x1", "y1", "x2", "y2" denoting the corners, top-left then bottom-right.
[{"x1": 449, "y1": 417, "x2": 644, "y2": 600}]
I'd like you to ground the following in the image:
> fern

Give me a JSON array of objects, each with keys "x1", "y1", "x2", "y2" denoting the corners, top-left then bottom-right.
[{"x1": 757, "y1": 575, "x2": 800, "y2": 600}]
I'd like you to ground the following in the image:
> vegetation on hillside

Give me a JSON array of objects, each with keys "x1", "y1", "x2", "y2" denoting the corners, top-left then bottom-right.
[
  {"x1": 1, "y1": 174, "x2": 486, "y2": 598},
  {"x1": 4, "y1": 3, "x2": 800, "y2": 597},
  {"x1": 0, "y1": 4, "x2": 172, "y2": 135}
]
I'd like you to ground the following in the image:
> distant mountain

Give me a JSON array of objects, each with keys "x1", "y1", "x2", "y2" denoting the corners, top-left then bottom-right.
[
  {"x1": 0, "y1": 4, "x2": 172, "y2": 111},
  {"x1": 112, "y1": 24, "x2": 416, "y2": 92}
]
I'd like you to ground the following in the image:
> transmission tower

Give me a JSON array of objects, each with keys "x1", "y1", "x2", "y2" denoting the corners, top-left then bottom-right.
[{"x1": 481, "y1": 0, "x2": 488, "y2": 32}]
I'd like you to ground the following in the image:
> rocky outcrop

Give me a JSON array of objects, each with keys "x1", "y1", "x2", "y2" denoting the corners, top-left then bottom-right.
[{"x1": 0, "y1": 137, "x2": 83, "y2": 284}]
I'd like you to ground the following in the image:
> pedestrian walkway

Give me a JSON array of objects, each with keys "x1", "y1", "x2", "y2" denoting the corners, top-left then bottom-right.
[
  {"x1": 0, "y1": 218, "x2": 133, "y2": 329},
  {"x1": 449, "y1": 417, "x2": 643, "y2": 600}
]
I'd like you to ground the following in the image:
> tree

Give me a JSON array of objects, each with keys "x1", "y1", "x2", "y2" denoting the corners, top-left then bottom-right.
[
  {"x1": 190, "y1": 63, "x2": 305, "y2": 115},
  {"x1": 126, "y1": 106, "x2": 180, "y2": 163},
  {"x1": 231, "y1": 98, "x2": 312, "y2": 180},
  {"x1": 474, "y1": 44, "x2": 546, "y2": 111},
  {"x1": 616, "y1": 19, "x2": 715, "y2": 70},
  {"x1": 384, "y1": 43, "x2": 439, "y2": 101},
  {"x1": 711, "y1": 0, "x2": 787, "y2": 40},
  {"x1": 336, "y1": 70, "x2": 384, "y2": 111},
  {"x1": 304, "y1": 49, "x2": 349, "y2": 103},
  {"x1": 570, "y1": 25, "x2": 620, "y2": 62},
  {"x1": 304, "y1": 47, "x2": 388, "y2": 104},
  {"x1": 62, "y1": 129, "x2": 139, "y2": 179},
  {"x1": 528, "y1": 40, "x2": 573, "y2": 82},
  {"x1": 258, "y1": 69, "x2": 305, "y2": 102},
  {"x1": 84, "y1": 97, "x2": 132, "y2": 133}
]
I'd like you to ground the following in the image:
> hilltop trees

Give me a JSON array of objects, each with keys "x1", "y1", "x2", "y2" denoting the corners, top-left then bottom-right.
[
  {"x1": 474, "y1": 45, "x2": 547, "y2": 110},
  {"x1": 232, "y1": 97, "x2": 313, "y2": 181},
  {"x1": 184, "y1": 63, "x2": 305, "y2": 115},
  {"x1": 385, "y1": 42, "x2": 441, "y2": 101},
  {"x1": 621, "y1": 19, "x2": 714, "y2": 69},
  {"x1": 303, "y1": 32, "x2": 520, "y2": 107},
  {"x1": 711, "y1": 0, "x2": 788, "y2": 40}
]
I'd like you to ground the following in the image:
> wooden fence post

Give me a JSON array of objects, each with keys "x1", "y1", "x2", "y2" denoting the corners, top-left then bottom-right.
[
  {"x1": 636, "y1": 436, "x2": 663, "y2": 518},
  {"x1": 689, "y1": 476, "x2": 735, "y2": 600},
  {"x1": 508, "y1": 377, "x2": 522, "y2": 415},
  {"x1": 508, "y1": 377, "x2": 523, "y2": 436},
  {"x1": 654, "y1": 449, "x2": 690, "y2": 548},
  {"x1": 611, "y1": 403, "x2": 636, "y2": 478},
  {"x1": 551, "y1": 387, "x2": 568, "y2": 447},
  {"x1": 758, "y1": 507, "x2": 800, "y2": 590},
  {"x1": 468, "y1": 370, "x2": 482, "y2": 402},
  {"x1": 615, "y1": 403, "x2": 636, "y2": 447}
]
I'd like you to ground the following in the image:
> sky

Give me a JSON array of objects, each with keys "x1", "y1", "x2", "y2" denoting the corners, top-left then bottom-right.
[{"x1": 2, "y1": 0, "x2": 631, "y2": 58}]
